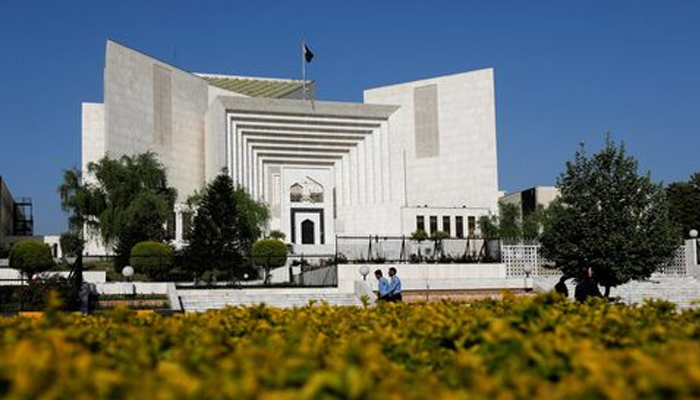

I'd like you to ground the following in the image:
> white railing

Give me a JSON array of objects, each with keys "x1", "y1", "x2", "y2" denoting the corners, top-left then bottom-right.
[
  {"x1": 501, "y1": 245, "x2": 559, "y2": 278},
  {"x1": 656, "y1": 246, "x2": 687, "y2": 276},
  {"x1": 502, "y1": 244, "x2": 689, "y2": 278}
]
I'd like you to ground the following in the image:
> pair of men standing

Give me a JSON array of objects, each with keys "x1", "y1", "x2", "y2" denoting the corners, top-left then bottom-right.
[{"x1": 374, "y1": 267, "x2": 402, "y2": 302}]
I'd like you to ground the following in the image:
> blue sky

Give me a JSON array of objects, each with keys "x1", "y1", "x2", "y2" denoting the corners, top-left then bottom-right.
[{"x1": 0, "y1": 1, "x2": 698, "y2": 234}]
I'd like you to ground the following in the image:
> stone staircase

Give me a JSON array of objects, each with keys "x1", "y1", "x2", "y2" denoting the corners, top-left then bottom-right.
[
  {"x1": 534, "y1": 275, "x2": 700, "y2": 309},
  {"x1": 178, "y1": 288, "x2": 363, "y2": 312}
]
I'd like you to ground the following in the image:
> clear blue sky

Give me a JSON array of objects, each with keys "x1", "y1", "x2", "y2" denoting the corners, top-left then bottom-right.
[{"x1": 1, "y1": 1, "x2": 699, "y2": 235}]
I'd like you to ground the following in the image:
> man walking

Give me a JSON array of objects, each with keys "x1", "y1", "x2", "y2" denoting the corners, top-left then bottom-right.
[
  {"x1": 374, "y1": 269, "x2": 390, "y2": 301},
  {"x1": 387, "y1": 267, "x2": 402, "y2": 302}
]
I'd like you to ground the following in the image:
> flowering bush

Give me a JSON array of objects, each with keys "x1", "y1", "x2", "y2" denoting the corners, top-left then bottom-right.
[{"x1": 0, "y1": 294, "x2": 699, "y2": 399}]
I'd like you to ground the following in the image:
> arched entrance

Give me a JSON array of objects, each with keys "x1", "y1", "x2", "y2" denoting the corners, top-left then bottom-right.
[{"x1": 301, "y1": 219, "x2": 315, "y2": 244}]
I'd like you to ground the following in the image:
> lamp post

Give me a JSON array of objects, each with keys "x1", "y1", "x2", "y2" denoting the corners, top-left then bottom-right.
[
  {"x1": 690, "y1": 229, "x2": 699, "y2": 265},
  {"x1": 359, "y1": 265, "x2": 370, "y2": 281},
  {"x1": 523, "y1": 263, "x2": 533, "y2": 293},
  {"x1": 122, "y1": 266, "x2": 135, "y2": 307}
]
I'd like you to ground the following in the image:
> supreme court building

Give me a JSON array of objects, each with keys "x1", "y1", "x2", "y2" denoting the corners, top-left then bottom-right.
[{"x1": 82, "y1": 41, "x2": 499, "y2": 253}]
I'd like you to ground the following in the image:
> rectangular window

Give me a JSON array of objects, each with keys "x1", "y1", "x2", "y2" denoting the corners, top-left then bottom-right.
[
  {"x1": 442, "y1": 216, "x2": 451, "y2": 236},
  {"x1": 416, "y1": 216, "x2": 425, "y2": 232},
  {"x1": 455, "y1": 216, "x2": 464, "y2": 238},
  {"x1": 468, "y1": 216, "x2": 476, "y2": 237},
  {"x1": 430, "y1": 216, "x2": 438, "y2": 234}
]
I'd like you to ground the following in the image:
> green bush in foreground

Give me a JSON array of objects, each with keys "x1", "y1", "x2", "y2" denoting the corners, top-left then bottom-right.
[{"x1": 0, "y1": 294, "x2": 700, "y2": 399}]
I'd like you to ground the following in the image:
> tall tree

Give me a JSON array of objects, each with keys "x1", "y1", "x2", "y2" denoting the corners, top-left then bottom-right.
[
  {"x1": 540, "y1": 137, "x2": 679, "y2": 297},
  {"x1": 59, "y1": 152, "x2": 177, "y2": 267},
  {"x1": 498, "y1": 202, "x2": 522, "y2": 241},
  {"x1": 666, "y1": 174, "x2": 700, "y2": 237},
  {"x1": 186, "y1": 174, "x2": 269, "y2": 280},
  {"x1": 522, "y1": 204, "x2": 549, "y2": 241}
]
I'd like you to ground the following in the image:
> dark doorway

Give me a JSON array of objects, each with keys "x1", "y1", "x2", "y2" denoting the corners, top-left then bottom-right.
[{"x1": 301, "y1": 219, "x2": 315, "y2": 244}]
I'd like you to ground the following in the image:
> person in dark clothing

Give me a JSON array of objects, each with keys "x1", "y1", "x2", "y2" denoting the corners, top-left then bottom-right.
[
  {"x1": 575, "y1": 267, "x2": 603, "y2": 302},
  {"x1": 554, "y1": 276, "x2": 569, "y2": 298}
]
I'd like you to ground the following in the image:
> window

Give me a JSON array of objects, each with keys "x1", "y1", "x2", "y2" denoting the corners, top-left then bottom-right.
[
  {"x1": 429, "y1": 216, "x2": 438, "y2": 234},
  {"x1": 416, "y1": 216, "x2": 425, "y2": 232},
  {"x1": 290, "y1": 183, "x2": 303, "y2": 202},
  {"x1": 442, "y1": 216, "x2": 451, "y2": 236},
  {"x1": 455, "y1": 216, "x2": 464, "y2": 238},
  {"x1": 468, "y1": 216, "x2": 476, "y2": 237}
]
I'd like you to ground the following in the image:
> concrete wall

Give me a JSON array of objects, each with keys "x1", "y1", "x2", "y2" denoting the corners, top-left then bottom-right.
[
  {"x1": 297, "y1": 265, "x2": 337, "y2": 286},
  {"x1": 337, "y1": 263, "x2": 509, "y2": 293},
  {"x1": 102, "y1": 41, "x2": 209, "y2": 201},
  {"x1": 81, "y1": 103, "x2": 105, "y2": 179},
  {"x1": 364, "y1": 69, "x2": 499, "y2": 233},
  {"x1": 0, "y1": 177, "x2": 13, "y2": 244},
  {"x1": 0, "y1": 269, "x2": 106, "y2": 284}
]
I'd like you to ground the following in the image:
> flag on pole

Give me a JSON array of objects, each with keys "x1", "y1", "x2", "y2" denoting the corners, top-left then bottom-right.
[{"x1": 304, "y1": 44, "x2": 314, "y2": 63}]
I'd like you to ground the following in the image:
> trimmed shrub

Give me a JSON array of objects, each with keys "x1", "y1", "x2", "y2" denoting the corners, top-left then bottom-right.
[
  {"x1": 430, "y1": 230, "x2": 450, "y2": 240},
  {"x1": 268, "y1": 230, "x2": 286, "y2": 241},
  {"x1": 410, "y1": 229, "x2": 429, "y2": 242},
  {"x1": 252, "y1": 239, "x2": 288, "y2": 269},
  {"x1": 129, "y1": 241, "x2": 173, "y2": 281},
  {"x1": 9, "y1": 241, "x2": 54, "y2": 278}
]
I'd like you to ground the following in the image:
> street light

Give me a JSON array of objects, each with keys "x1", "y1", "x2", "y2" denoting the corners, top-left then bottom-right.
[
  {"x1": 691, "y1": 230, "x2": 699, "y2": 266},
  {"x1": 359, "y1": 265, "x2": 370, "y2": 281},
  {"x1": 122, "y1": 266, "x2": 135, "y2": 300},
  {"x1": 121, "y1": 266, "x2": 134, "y2": 279},
  {"x1": 522, "y1": 263, "x2": 533, "y2": 293}
]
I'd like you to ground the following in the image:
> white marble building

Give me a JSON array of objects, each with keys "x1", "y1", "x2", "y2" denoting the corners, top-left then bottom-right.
[{"x1": 82, "y1": 41, "x2": 500, "y2": 253}]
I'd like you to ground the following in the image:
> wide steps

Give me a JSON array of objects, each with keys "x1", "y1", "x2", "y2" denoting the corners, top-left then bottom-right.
[
  {"x1": 179, "y1": 291, "x2": 363, "y2": 312},
  {"x1": 534, "y1": 276, "x2": 700, "y2": 308}
]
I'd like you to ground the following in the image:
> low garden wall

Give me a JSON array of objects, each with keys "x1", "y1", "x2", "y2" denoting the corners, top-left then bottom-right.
[
  {"x1": 0, "y1": 268, "x2": 106, "y2": 284},
  {"x1": 332, "y1": 263, "x2": 518, "y2": 293}
]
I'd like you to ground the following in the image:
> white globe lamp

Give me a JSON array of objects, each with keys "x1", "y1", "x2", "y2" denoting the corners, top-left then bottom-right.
[
  {"x1": 359, "y1": 265, "x2": 370, "y2": 281},
  {"x1": 122, "y1": 266, "x2": 134, "y2": 279}
]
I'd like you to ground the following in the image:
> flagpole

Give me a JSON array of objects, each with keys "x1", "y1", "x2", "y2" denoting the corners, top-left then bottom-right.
[{"x1": 301, "y1": 37, "x2": 306, "y2": 101}]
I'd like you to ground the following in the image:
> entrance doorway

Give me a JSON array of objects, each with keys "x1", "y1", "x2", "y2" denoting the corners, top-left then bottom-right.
[{"x1": 301, "y1": 219, "x2": 315, "y2": 244}]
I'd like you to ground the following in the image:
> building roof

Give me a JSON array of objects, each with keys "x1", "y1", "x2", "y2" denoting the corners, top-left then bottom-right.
[{"x1": 196, "y1": 74, "x2": 310, "y2": 99}]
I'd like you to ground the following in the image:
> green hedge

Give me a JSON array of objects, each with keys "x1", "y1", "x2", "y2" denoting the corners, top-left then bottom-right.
[
  {"x1": 129, "y1": 241, "x2": 173, "y2": 281},
  {"x1": 9, "y1": 241, "x2": 54, "y2": 278}
]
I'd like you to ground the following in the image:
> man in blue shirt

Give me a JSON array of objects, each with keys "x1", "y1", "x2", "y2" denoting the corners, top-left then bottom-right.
[
  {"x1": 375, "y1": 269, "x2": 390, "y2": 301},
  {"x1": 388, "y1": 267, "x2": 402, "y2": 302}
]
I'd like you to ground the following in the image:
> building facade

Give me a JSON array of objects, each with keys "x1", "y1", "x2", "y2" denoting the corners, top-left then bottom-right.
[
  {"x1": 0, "y1": 176, "x2": 34, "y2": 248},
  {"x1": 500, "y1": 186, "x2": 560, "y2": 218},
  {"x1": 82, "y1": 41, "x2": 500, "y2": 253}
]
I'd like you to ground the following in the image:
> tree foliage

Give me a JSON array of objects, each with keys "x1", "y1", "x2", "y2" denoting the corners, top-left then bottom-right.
[
  {"x1": 497, "y1": 203, "x2": 522, "y2": 241},
  {"x1": 410, "y1": 230, "x2": 429, "y2": 242},
  {"x1": 58, "y1": 152, "x2": 177, "y2": 267},
  {"x1": 540, "y1": 137, "x2": 679, "y2": 296},
  {"x1": 129, "y1": 241, "x2": 174, "y2": 281},
  {"x1": 522, "y1": 205, "x2": 549, "y2": 241},
  {"x1": 9, "y1": 241, "x2": 54, "y2": 279},
  {"x1": 59, "y1": 233, "x2": 83, "y2": 258},
  {"x1": 666, "y1": 173, "x2": 700, "y2": 238},
  {"x1": 252, "y1": 239, "x2": 288, "y2": 283},
  {"x1": 268, "y1": 230, "x2": 286, "y2": 241},
  {"x1": 186, "y1": 174, "x2": 269, "y2": 280}
]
